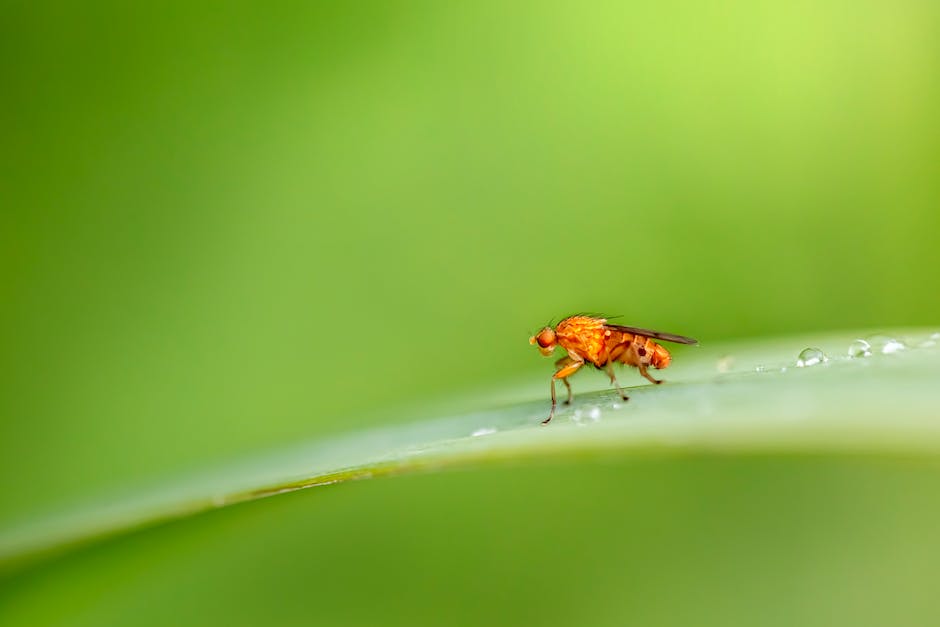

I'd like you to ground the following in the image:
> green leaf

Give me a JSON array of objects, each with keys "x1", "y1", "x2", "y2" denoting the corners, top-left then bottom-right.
[{"x1": 2, "y1": 329, "x2": 939, "y2": 576}]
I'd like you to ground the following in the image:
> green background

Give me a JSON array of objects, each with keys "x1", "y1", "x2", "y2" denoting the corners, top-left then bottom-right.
[{"x1": 2, "y1": 1, "x2": 939, "y2": 624}]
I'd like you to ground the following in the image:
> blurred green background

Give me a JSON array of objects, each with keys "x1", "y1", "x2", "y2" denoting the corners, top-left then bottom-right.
[
  {"x1": 2, "y1": 0, "x2": 939, "y2": 624},
  {"x1": 6, "y1": 455, "x2": 940, "y2": 626}
]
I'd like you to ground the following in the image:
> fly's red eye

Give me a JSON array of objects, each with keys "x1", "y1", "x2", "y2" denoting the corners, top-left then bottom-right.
[{"x1": 537, "y1": 329, "x2": 555, "y2": 348}]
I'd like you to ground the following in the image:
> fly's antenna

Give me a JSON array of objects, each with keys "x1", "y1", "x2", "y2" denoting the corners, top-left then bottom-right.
[{"x1": 529, "y1": 317, "x2": 558, "y2": 337}]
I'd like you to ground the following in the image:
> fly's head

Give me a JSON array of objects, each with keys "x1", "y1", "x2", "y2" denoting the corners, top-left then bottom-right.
[{"x1": 529, "y1": 327, "x2": 557, "y2": 357}]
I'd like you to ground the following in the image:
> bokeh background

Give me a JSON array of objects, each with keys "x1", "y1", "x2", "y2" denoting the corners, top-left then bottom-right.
[{"x1": 2, "y1": 1, "x2": 939, "y2": 624}]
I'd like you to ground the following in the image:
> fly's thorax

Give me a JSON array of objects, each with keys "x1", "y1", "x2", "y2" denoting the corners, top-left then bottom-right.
[{"x1": 556, "y1": 318, "x2": 608, "y2": 365}]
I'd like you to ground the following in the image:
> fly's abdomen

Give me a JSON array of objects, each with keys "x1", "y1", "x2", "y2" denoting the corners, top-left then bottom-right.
[{"x1": 649, "y1": 340, "x2": 671, "y2": 369}]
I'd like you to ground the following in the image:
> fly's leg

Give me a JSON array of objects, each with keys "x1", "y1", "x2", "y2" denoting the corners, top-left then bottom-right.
[
  {"x1": 561, "y1": 378, "x2": 573, "y2": 404},
  {"x1": 554, "y1": 356, "x2": 576, "y2": 404},
  {"x1": 543, "y1": 359, "x2": 583, "y2": 425},
  {"x1": 638, "y1": 362, "x2": 663, "y2": 385},
  {"x1": 604, "y1": 363, "x2": 630, "y2": 401},
  {"x1": 546, "y1": 378, "x2": 557, "y2": 425}
]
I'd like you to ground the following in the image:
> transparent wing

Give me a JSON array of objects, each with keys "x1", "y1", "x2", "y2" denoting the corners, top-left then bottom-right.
[{"x1": 606, "y1": 324, "x2": 698, "y2": 345}]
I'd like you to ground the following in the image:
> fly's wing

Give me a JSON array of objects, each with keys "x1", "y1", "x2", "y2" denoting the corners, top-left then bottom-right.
[{"x1": 606, "y1": 324, "x2": 698, "y2": 345}]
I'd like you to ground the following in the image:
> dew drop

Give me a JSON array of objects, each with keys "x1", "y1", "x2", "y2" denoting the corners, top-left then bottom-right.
[
  {"x1": 866, "y1": 334, "x2": 907, "y2": 355},
  {"x1": 917, "y1": 332, "x2": 940, "y2": 349},
  {"x1": 716, "y1": 355, "x2": 734, "y2": 374},
  {"x1": 588, "y1": 406, "x2": 601, "y2": 422},
  {"x1": 755, "y1": 365, "x2": 766, "y2": 373},
  {"x1": 796, "y1": 347, "x2": 827, "y2": 367},
  {"x1": 471, "y1": 427, "x2": 496, "y2": 437},
  {"x1": 847, "y1": 339, "x2": 872, "y2": 359},
  {"x1": 882, "y1": 340, "x2": 906, "y2": 354}
]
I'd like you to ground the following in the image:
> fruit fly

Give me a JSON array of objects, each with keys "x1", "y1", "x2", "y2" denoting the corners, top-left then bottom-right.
[{"x1": 529, "y1": 315, "x2": 697, "y2": 424}]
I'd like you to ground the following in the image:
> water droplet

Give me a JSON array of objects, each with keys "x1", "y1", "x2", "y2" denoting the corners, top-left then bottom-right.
[
  {"x1": 755, "y1": 365, "x2": 766, "y2": 373},
  {"x1": 917, "y1": 332, "x2": 940, "y2": 349},
  {"x1": 796, "y1": 347, "x2": 827, "y2": 367},
  {"x1": 847, "y1": 339, "x2": 872, "y2": 358},
  {"x1": 611, "y1": 403, "x2": 622, "y2": 410},
  {"x1": 716, "y1": 355, "x2": 734, "y2": 374},
  {"x1": 882, "y1": 340, "x2": 906, "y2": 354},
  {"x1": 866, "y1": 334, "x2": 907, "y2": 354},
  {"x1": 471, "y1": 427, "x2": 496, "y2": 437},
  {"x1": 570, "y1": 407, "x2": 601, "y2": 425}
]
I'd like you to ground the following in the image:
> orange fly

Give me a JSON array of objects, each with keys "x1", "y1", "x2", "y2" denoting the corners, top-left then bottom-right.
[{"x1": 529, "y1": 315, "x2": 697, "y2": 424}]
